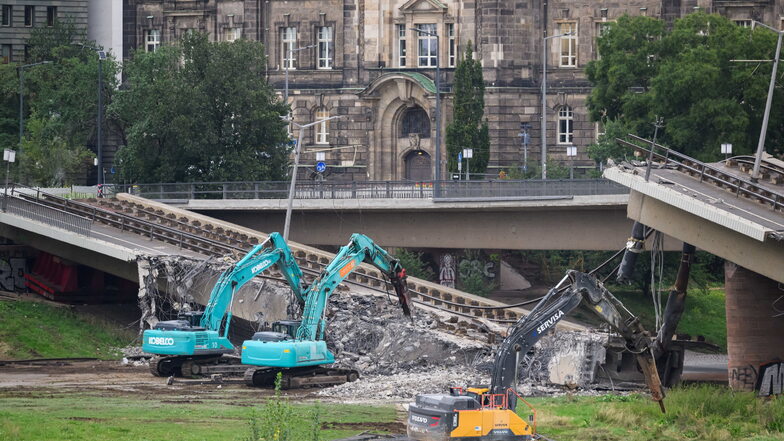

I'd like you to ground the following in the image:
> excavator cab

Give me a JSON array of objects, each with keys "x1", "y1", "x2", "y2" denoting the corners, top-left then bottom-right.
[
  {"x1": 153, "y1": 311, "x2": 206, "y2": 331},
  {"x1": 249, "y1": 320, "x2": 302, "y2": 342},
  {"x1": 408, "y1": 388, "x2": 535, "y2": 440}
]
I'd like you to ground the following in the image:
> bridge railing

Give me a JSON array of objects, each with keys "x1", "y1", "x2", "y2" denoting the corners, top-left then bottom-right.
[
  {"x1": 1, "y1": 191, "x2": 93, "y2": 237},
  {"x1": 108, "y1": 179, "x2": 628, "y2": 202}
]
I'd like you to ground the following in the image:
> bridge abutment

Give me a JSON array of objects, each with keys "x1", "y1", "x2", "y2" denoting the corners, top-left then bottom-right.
[{"x1": 725, "y1": 261, "x2": 784, "y2": 392}]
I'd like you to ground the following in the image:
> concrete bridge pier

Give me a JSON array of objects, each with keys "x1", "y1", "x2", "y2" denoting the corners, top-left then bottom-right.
[{"x1": 725, "y1": 262, "x2": 784, "y2": 393}]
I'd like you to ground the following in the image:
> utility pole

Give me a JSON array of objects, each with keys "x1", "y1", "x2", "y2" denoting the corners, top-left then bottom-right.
[
  {"x1": 750, "y1": 21, "x2": 784, "y2": 182},
  {"x1": 645, "y1": 117, "x2": 664, "y2": 182}
]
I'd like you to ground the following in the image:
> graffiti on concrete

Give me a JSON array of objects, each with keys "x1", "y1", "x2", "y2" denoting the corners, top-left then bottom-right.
[
  {"x1": 438, "y1": 254, "x2": 455, "y2": 288},
  {"x1": 458, "y1": 258, "x2": 496, "y2": 280},
  {"x1": 0, "y1": 257, "x2": 26, "y2": 291},
  {"x1": 730, "y1": 365, "x2": 758, "y2": 390},
  {"x1": 757, "y1": 361, "x2": 784, "y2": 397}
]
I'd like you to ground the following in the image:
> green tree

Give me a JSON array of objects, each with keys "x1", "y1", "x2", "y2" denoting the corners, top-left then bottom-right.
[
  {"x1": 586, "y1": 13, "x2": 783, "y2": 161},
  {"x1": 111, "y1": 33, "x2": 289, "y2": 183},
  {"x1": 586, "y1": 119, "x2": 632, "y2": 165},
  {"x1": 18, "y1": 21, "x2": 113, "y2": 185},
  {"x1": 446, "y1": 43, "x2": 490, "y2": 178}
]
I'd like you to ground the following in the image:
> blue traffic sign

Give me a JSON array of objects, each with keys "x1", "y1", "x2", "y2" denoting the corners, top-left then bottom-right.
[
  {"x1": 315, "y1": 161, "x2": 326, "y2": 173},
  {"x1": 458, "y1": 152, "x2": 463, "y2": 162}
]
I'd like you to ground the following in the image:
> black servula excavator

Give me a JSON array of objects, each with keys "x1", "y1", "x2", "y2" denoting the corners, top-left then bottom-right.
[{"x1": 407, "y1": 270, "x2": 669, "y2": 441}]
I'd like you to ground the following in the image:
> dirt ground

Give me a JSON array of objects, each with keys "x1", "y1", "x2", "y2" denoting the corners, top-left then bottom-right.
[{"x1": 0, "y1": 360, "x2": 319, "y2": 399}]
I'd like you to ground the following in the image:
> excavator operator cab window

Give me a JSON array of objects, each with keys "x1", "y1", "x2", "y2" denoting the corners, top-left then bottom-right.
[
  {"x1": 178, "y1": 311, "x2": 204, "y2": 327},
  {"x1": 272, "y1": 320, "x2": 301, "y2": 338}
]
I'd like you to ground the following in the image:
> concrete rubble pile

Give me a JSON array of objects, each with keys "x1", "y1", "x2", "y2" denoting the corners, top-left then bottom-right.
[
  {"x1": 133, "y1": 255, "x2": 616, "y2": 398},
  {"x1": 319, "y1": 291, "x2": 613, "y2": 400}
]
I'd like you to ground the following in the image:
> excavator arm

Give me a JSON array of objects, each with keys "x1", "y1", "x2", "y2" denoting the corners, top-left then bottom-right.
[
  {"x1": 295, "y1": 233, "x2": 410, "y2": 341},
  {"x1": 490, "y1": 270, "x2": 666, "y2": 413},
  {"x1": 201, "y1": 232, "x2": 305, "y2": 337}
]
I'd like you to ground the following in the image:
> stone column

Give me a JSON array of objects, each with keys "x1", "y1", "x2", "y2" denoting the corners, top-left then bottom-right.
[{"x1": 725, "y1": 261, "x2": 784, "y2": 393}]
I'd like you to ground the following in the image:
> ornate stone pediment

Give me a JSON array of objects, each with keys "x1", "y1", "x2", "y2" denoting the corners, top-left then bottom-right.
[{"x1": 400, "y1": 0, "x2": 447, "y2": 13}]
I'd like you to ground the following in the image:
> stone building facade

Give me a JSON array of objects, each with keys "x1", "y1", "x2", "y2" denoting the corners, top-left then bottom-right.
[
  {"x1": 0, "y1": 0, "x2": 88, "y2": 63},
  {"x1": 125, "y1": 0, "x2": 784, "y2": 182}
]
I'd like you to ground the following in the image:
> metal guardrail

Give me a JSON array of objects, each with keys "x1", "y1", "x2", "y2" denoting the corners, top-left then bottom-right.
[
  {"x1": 1, "y1": 193, "x2": 92, "y2": 237},
  {"x1": 618, "y1": 135, "x2": 784, "y2": 213},
  {"x1": 107, "y1": 179, "x2": 629, "y2": 202}
]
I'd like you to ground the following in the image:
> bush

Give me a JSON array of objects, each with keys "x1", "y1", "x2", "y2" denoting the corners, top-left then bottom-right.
[
  {"x1": 458, "y1": 249, "x2": 496, "y2": 297},
  {"x1": 394, "y1": 248, "x2": 435, "y2": 282}
]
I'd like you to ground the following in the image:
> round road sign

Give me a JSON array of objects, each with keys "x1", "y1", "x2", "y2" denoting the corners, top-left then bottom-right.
[{"x1": 315, "y1": 161, "x2": 326, "y2": 173}]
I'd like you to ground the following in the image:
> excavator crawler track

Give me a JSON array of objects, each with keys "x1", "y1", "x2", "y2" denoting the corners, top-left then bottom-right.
[
  {"x1": 150, "y1": 356, "x2": 183, "y2": 377},
  {"x1": 244, "y1": 366, "x2": 360, "y2": 388}
]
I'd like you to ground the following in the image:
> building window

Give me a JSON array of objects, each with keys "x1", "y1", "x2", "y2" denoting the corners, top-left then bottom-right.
[
  {"x1": 416, "y1": 23, "x2": 437, "y2": 67},
  {"x1": 417, "y1": 23, "x2": 438, "y2": 67},
  {"x1": 315, "y1": 109, "x2": 329, "y2": 144},
  {"x1": 558, "y1": 106, "x2": 574, "y2": 144},
  {"x1": 559, "y1": 22, "x2": 577, "y2": 67},
  {"x1": 1, "y1": 44, "x2": 11, "y2": 63},
  {"x1": 447, "y1": 24, "x2": 456, "y2": 67},
  {"x1": 225, "y1": 27, "x2": 241, "y2": 42},
  {"x1": 145, "y1": 29, "x2": 160, "y2": 52},
  {"x1": 281, "y1": 27, "x2": 297, "y2": 69},
  {"x1": 397, "y1": 24, "x2": 406, "y2": 67},
  {"x1": 46, "y1": 6, "x2": 56, "y2": 27},
  {"x1": 317, "y1": 26, "x2": 332, "y2": 69},
  {"x1": 2, "y1": 5, "x2": 11, "y2": 26},
  {"x1": 400, "y1": 106, "x2": 430, "y2": 138},
  {"x1": 734, "y1": 20, "x2": 753, "y2": 28},
  {"x1": 23, "y1": 45, "x2": 29, "y2": 61},
  {"x1": 24, "y1": 5, "x2": 33, "y2": 27}
]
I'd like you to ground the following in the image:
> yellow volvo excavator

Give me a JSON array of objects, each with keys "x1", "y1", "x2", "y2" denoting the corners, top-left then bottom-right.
[{"x1": 407, "y1": 270, "x2": 671, "y2": 441}]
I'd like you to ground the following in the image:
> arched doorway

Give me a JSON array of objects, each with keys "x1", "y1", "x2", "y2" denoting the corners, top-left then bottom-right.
[{"x1": 405, "y1": 149, "x2": 432, "y2": 181}]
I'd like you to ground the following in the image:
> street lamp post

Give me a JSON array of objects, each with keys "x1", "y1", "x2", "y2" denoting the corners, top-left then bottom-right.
[
  {"x1": 97, "y1": 50, "x2": 106, "y2": 188},
  {"x1": 410, "y1": 27, "x2": 441, "y2": 195},
  {"x1": 541, "y1": 31, "x2": 573, "y2": 179},
  {"x1": 750, "y1": 21, "x2": 783, "y2": 182},
  {"x1": 72, "y1": 44, "x2": 107, "y2": 188},
  {"x1": 283, "y1": 115, "x2": 344, "y2": 240}
]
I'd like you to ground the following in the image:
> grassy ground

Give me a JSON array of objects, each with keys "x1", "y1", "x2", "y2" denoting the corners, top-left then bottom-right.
[
  {"x1": 525, "y1": 384, "x2": 784, "y2": 441},
  {"x1": 609, "y1": 287, "x2": 727, "y2": 350},
  {"x1": 0, "y1": 300, "x2": 136, "y2": 359},
  {"x1": 1, "y1": 385, "x2": 780, "y2": 441},
  {"x1": 0, "y1": 390, "x2": 398, "y2": 441}
]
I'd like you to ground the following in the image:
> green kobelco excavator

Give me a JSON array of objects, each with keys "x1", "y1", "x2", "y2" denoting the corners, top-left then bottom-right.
[{"x1": 143, "y1": 232, "x2": 305, "y2": 377}]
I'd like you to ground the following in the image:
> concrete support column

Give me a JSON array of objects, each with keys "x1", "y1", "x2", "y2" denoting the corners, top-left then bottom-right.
[{"x1": 725, "y1": 261, "x2": 784, "y2": 392}]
